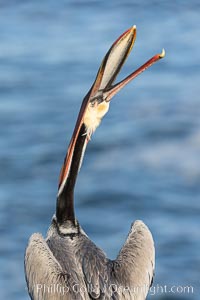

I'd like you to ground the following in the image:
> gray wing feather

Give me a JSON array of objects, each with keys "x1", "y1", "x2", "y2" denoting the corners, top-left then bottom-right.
[
  {"x1": 113, "y1": 220, "x2": 155, "y2": 299},
  {"x1": 25, "y1": 233, "x2": 88, "y2": 300},
  {"x1": 82, "y1": 248, "x2": 108, "y2": 298},
  {"x1": 75, "y1": 235, "x2": 109, "y2": 299},
  {"x1": 25, "y1": 233, "x2": 68, "y2": 300}
]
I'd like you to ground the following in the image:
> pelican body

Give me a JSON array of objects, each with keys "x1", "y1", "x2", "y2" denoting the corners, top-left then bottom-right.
[{"x1": 25, "y1": 26, "x2": 165, "y2": 300}]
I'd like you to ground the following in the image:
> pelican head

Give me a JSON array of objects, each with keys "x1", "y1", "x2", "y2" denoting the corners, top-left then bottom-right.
[{"x1": 56, "y1": 26, "x2": 165, "y2": 226}]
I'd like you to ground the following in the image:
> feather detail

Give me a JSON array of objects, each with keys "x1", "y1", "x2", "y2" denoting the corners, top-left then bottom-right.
[{"x1": 83, "y1": 100, "x2": 110, "y2": 136}]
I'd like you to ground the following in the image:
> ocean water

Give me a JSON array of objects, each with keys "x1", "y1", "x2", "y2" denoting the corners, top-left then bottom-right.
[{"x1": 0, "y1": 1, "x2": 199, "y2": 299}]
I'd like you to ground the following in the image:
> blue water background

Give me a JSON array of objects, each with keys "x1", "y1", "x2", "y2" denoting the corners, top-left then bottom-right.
[{"x1": 0, "y1": 1, "x2": 199, "y2": 299}]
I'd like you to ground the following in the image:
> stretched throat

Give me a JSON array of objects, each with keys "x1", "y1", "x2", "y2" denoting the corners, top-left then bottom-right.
[{"x1": 56, "y1": 124, "x2": 87, "y2": 226}]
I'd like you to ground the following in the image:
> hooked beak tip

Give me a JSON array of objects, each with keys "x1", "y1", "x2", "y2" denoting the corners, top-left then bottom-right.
[
  {"x1": 132, "y1": 24, "x2": 137, "y2": 31},
  {"x1": 159, "y1": 48, "x2": 166, "y2": 58},
  {"x1": 113, "y1": 25, "x2": 137, "y2": 47},
  {"x1": 128, "y1": 25, "x2": 137, "y2": 33},
  {"x1": 127, "y1": 25, "x2": 137, "y2": 41},
  {"x1": 125, "y1": 25, "x2": 137, "y2": 55}
]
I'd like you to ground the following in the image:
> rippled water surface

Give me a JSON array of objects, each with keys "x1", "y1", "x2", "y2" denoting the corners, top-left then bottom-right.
[{"x1": 0, "y1": 1, "x2": 200, "y2": 299}]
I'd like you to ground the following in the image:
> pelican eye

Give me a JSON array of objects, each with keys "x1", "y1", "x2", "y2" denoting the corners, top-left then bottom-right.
[{"x1": 90, "y1": 91, "x2": 104, "y2": 106}]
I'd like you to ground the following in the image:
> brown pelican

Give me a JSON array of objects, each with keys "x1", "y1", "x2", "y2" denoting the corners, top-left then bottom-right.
[{"x1": 25, "y1": 26, "x2": 165, "y2": 300}]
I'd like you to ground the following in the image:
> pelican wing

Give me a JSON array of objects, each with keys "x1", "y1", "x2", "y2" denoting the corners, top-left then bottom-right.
[
  {"x1": 25, "y1": 233, "x2": 87, "y2": 300},
  {"x1": 75, "y1": 223, "x2": 154, "y2": 300},
  {"x1": 113, "y1": 221, "x2": 155, "y2": 299}
]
